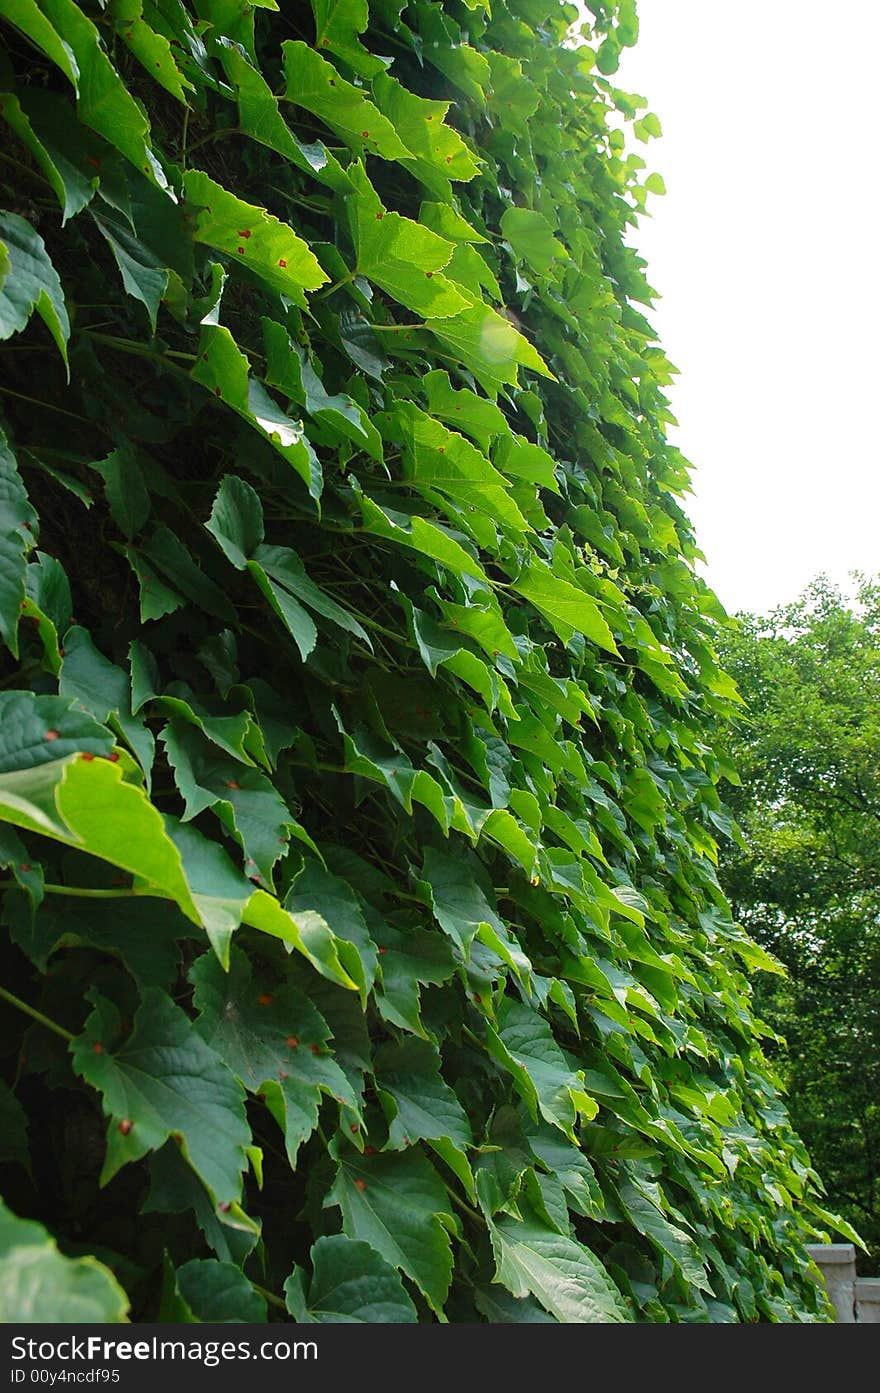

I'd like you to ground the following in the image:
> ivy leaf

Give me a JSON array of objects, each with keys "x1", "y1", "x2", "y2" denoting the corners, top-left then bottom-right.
[
  {"x1": 420, "y1": 844, "x2": 504, "y2": 957},
  {"x1": 255, "y1": 542, "x2": 371, "y2": 647},
  {"x1": 0, "y1": 90, "x2": 95, "y2": 223},
  {"x1": 513, "y1": 561, "x2": 619, "y2": 654},
  {"x1": 0, "y1": 212, "x2": 70, "y2": 373},
  {"x1": 161, "y1": 721, "x2": 299, "y2": 885},
  {"x1": 262, "y1": 320, "x2": 381, "y2": 459},
  {"x1": 0, "y1": 1198, "x2": 128, "y2": 1322},
  {"x1": 372, "y1": 71, "x2": 479, "y2": 189},
  {"x1": 325, "y1": 1146, "x2": 454, "y2": 1315},
  {"x1": 617, "y1": 1176, "x2": 711, "y2": 1290},
  {"x1": 374, "y1": 1037, "x2": 473, "y2": 1192},
  {"x1": 59, "y1": 626, "x2": 154, "y2": 783},
  {"x1": 184, "y1": 170, "x2": 328, "y2": 307},
  {"x1": 205, "y1": 474, "x2": 264, "y2": 571},
  {"x1": 486, "y1": 998, "x2": 595, "y2": 1138},
  {"x1": 218, "y1": 41, "x2": 349, "y2": 191},
  {"x1": 281, "y1": 42, "x2": 411, "y2": 161},
  {"x1": 348, "y1": 163, "x2": 469, "y2": 318},
  {"x1": 112, "y1": 0, "x2": 194, "y2": 105},
  {"x1": 487, "y1": 1205, "x2": 628, "y2": 1322},
  {"x1": 285, "y1": 1234, "x2": 417, "y2": 1322},
  {"x1": 427, "y1": 303, "x2": 553, "y2": 394},
  {"x1": 143, "y1": 1142, "x2": 260, "y2": 1267},
  {"x1": 167, "y1": 1258, "x2": 266, "y2": 1323},
  {"x1": 374, "y1": 933, "x2": 456, "y2": 1035},
  {"x1": 422, "y1": 369, "x2": 507, "y2": 450},
  {"x1": 90, "y1": 446, "x2": 150, "y2": 539},
  {"x1": 387, "y1": 400, "x2": 528, "y2": 532},
  {"x1": 141, "y1": 526, "x2": 236, "y2": 624},
  {"x1": 310, "y1": 0, "x2": 387, "y2": 78},
  {"x1": 353, "y1": 487, "x2": 487, "y2": 583},
  {"x1": 0, "y1": 0, "x2": 80, "y2": 88},
  {"x1": 0, "y1": 427, "x2": 37, "y2": 658},
  {"x1": 191, "y1": 947, "x2": 359, "y2": 1167},
  {"x1": 72, "y1": 988, "x2": 251, "y2": 1205},
  {"x1": 500, "y1": 207, "x2": 567, "y2": 277},
  {"x1": 286, "y1": 860, "x2": 378, "y2": 1002},
  {"x1": 193, "y1": 328, "x2": 322, "y2": 499},
  {"x1": 92, "y1": 209, "x2": 168, "y2": 332},
  {"x1": 38, "y1": 0, "x2": 166, "y2": 187}
]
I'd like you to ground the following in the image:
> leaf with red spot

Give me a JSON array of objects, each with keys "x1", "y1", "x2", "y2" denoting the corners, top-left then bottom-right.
[{"x1": 191, "y1": 946, "x2": 360, "y2": 1166}]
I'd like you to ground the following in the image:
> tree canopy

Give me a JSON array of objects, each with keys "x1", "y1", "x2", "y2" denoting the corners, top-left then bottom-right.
[
  {"x1": 717, "y1": 576, "x2": 880, "y2": 1263},
  {"x1": 0, "y1": 0, "x2": 840, "y2": 1321}
]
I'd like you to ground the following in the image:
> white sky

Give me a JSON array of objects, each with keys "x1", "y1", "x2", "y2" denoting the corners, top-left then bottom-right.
[{"x1": 612, "y1": 1, "x2": 880, "y2": 616}]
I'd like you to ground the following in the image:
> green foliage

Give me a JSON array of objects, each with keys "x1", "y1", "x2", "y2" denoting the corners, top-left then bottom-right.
[
  {"x1": 716, "y1": 576, "x2": 880, "y2": 1263},
  {"x1": 0, "y1": 0, "x2": 836, "y2": 1322}
]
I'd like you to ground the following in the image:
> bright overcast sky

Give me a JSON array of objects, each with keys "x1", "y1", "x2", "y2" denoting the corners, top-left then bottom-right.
[{"x1": 612, "y1": 1, "x2": 880, "y2": 616}]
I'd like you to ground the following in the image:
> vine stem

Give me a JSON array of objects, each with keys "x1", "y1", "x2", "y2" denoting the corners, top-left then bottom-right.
[
  {"x1": 444, "y1": 1184, "x2": 484, "y2": 1228},
  {"x1": 0, "y1": 880, "x2": 162, "y2": 900},
  {"x1": 250, "y1": 1281, "x2": 287, "y2": 1313},
  {"x1": 0, "y1": 985, "x2": 74, "y2": 1043},
  {"x1": 316, "y1": 270, "x2": 356, "y2": 299}
]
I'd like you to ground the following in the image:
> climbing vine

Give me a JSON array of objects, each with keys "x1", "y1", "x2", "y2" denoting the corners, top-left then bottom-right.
[{"x1": 0, "y1": 0, "x2": 843, "y2": 1321}]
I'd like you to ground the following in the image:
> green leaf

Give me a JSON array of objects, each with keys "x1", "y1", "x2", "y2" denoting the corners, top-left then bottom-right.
[
  {"x1": 0, "y1": 211, "x2": 70, "y2": 372},
  {"x1": 422, "y1": 369, "x2": 507, "y2": 450},
  {"x1": 617, "y1": 1176, "x2": 711, "y2": 1291},
  {"x1": 281, "y1": 42, "x2": 410, "y2": 161},
  {"x1": 373, "y1": 923, "x2": 455, "y2": 1036},
  {"x1": 90, "y1": 446, "x2": 150, "y2": 539},
  {"x1": 513, "y1": 561, "x2": 619, "y2": 653},
  {"x1": 59, "y1": 625, "x2": 154, "y2": 782},
  {"x1": 500, "y1": 207, "x2": 567, "y2": 276},
  {"x1": 488, "y1": 1206, "x2": 628, "y2": 1322},
  {"x1": 372, "y1": 71, "x2": 479, "y2": 188},
  {"x1": 71, "y1": 988, "x2": 251, "y2": 1204},
  {"x1": 388, "y1": 401, "x2": 528, "y2": 532},
  {"x1": 92, "y1": 208, "x2": 169, "y2": 332},
  {"x1": 218, "y1": 41, "x2": 349, "y2": 191},
  {"x1": 285, "y1": 1233, "x2": 417, "y2": 1322},
  {"x1": 38, "y1": 0, "x2": 166, "y2": 187},
  {"x1": 354, "y1": 488, "x2": 487, "y2": 582},
  {"x1": 286, "y1": 860, "x2": 378, "y2": 1001},
  {"x1": 171, "y1": 1258, "x2": 267, "y2": 1322},
  {"x1": 255, "y1": 542, "x2": 371, "y2": 646},
  {"x1": 0, "y1": 1198, "x2": 128, "y2": 1322},
  {"x1": 0, "y1": 90, "x2": 95, "y2": 223},
  {"x1": 427, "y1": 303, "x2": 553, "y2": 394},
  {"x1": 192, "y1": 946, "x2": 359, "y2": 1168},
  {"x1": 112, "y1": 0, "x2": 195, "y2": 105},
  {"x1": 375, "y1": 1037, "x2": 473, "y2": 1191},
  {"x1": 326, "y1": 1146, "x2": 454, "y2": 1315},
  {"x1": 486, "y1": 998, "x2": 594, "y2": 1137},
  {"x1": 421, "y1": 845, "x2": 503, "y2": 956},
  {"x1": 0, "y1": 427, "x2": 37, "y2": 659},
  {"x1": 193, "y1": 328, "x2": 322, "y2": 499},
  {"x1": 348, "y1": 163, "x2": 468, "y2": 318},
  {"x1": 161, "y1": 721, "x2": 297, "y2": 885},
  {"x1": 184, "y1": 169, "x2": 328, "y2": 307},
  {"x1": 205, "y1": 474, "x2": 264, "y2": 571},
  {"x1": 0, "y1": 0, "x2": 80, "y2": 88},
  {"x1": 310, "y1": 0, "x2": 386, "y2": 78}
]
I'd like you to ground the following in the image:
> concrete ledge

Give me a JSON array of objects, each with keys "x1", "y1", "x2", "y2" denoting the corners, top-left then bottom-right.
[
  {"x1": 856, "y1": 1278, "x2": 880, "y2": 1323},
  {"x1": 805, "y1": 1243, "x2": 857, "y2": 1265}
]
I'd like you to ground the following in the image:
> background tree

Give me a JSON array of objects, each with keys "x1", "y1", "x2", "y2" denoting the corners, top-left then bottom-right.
[{"x1": 716, "y1": 576, "x2": 880, "y2": 1263}]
